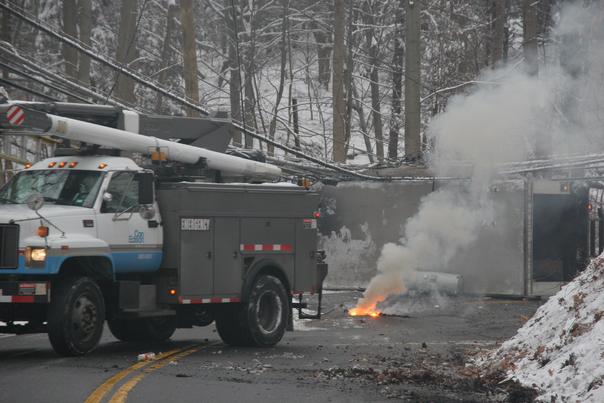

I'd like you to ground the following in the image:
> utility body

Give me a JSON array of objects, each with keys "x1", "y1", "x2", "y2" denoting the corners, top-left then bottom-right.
[{"x1": 0, "y1": 103, "x2": 327, "y2": 355}]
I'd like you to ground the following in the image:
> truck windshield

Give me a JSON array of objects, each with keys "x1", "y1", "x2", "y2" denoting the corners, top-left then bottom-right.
[{"x1": 0, "y1": 170, "x2": 104, "y2": 208}]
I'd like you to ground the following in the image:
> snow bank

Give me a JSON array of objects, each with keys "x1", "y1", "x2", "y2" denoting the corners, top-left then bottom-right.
[{"x1": 481, "y1": 255, "x2": 604, "y2": 402}]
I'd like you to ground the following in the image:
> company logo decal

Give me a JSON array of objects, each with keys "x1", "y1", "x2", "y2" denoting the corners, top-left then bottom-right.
[{"x1": 128, "y1": 230, "x2": 145, "y2": 244}]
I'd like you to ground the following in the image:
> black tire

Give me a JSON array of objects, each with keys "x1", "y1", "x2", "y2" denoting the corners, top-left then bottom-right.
[
  {"x1": 47, "y1": 277, "x2": 105, "y2": 356},
  {"x1": 108, "y1": 317, "x2": 176, "y2": 342},
  {"x1": 215, "y1": 305, "x2": 253, "y2": 346},
  {"x1": 216, "y1": 275, "x2": 288, "y2": 347},
  {"x1": 107, "y1": 318, "x2": 144, "y2": 342},
  {"x1": 144, "y1": 316, "x2": 177, "y2": 341}
]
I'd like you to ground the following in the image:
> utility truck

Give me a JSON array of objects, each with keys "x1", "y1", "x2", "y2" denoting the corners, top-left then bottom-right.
[{"x1": 0, "y1": 102, "x2": 327, "y2": 356}]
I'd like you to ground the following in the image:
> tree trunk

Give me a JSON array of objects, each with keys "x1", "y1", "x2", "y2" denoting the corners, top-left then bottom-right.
[
  {"x1": 312, "y1": 26, "x2": 331, "y2": 90},
  {"x1": 116, "y1": 0, "x2": 138, "y2": 104},
  {"x1": 388, "y1": 1, "x2": 404, "y2": 160},
  {"x1": 292, "y1": 97, "x2": 300, "y2": 149},
  {"x1": 180, "y1": 0, "x2": 200, "y2": 117},
  {"x1": 155, "y1": 2, "x2": 178, "y2": 113},
  {"x1": 242, "y1": 0, "x2": 259, "y2": 149},
  {"x1": 77, "y1": 0, "x2": 92, "y2": 87},
  {"x1": 225, "y1": 0, "x2": 242, "y2": 146},
  {"x1": 343, "y1": 0, "x2": 353, "y2": 154},
  {"x1": 405, "y1": 0, "x2": 421, "y2": 162},
  {"x1": 332, "y1": 0, "x2": 346, "y2": 162},
  {"x1": 522, "y1": 0, "x2": 538, "y2": 75},
  {"x1": 268, "y1": 0, "x2": 289, "y2": 156},
  {"x1": 2, "y1": 4, "x2": 10, "y2": 80},
  {"x1": 351, "y1": 83, "x2": 374, "y2": 164},
  {"x1": 364, "y1": 1, "x2": 384, "y2": 161},
  {"x1": 62, "y1": 0, "x2": 78, "y2": 95},
  {"x1": 491, "y1": 0, "x2": 506, "y2": 67},
  {"x1": 243, "y1": 74, "x2": 255, "y2": 148}
]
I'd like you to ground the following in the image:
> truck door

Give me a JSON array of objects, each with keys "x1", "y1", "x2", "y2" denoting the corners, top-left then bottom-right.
[
  {"x1": 179, "y1": 217, "x2": 213, "y2": 296},
  {"x1": 97, "y1": 171, "x2": 163, "y2": 273}
]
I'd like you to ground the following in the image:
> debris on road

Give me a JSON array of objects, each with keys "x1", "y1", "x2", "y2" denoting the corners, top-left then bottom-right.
[
  {"x1": 479, "y1": 254, "x2": 604, "y2": 402},
  {"x1": 137, "y1": 352, "x2": 156, "y2": 362}
]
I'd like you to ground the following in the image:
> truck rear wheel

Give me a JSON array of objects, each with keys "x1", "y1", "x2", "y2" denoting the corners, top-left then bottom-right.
[
  {"x1": 47, "y1": 277, "x2": 105, "y2": 356},
  {"x1": 216, "y1": 274, "x2": 288, "y2": 347},
  {"x1": 108, "y1": 317, "x2": 176, "y2": 342}
]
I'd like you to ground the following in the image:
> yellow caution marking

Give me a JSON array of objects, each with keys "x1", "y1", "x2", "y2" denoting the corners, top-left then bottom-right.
[
  {"x1": 108, "y1": 344, "x2": 208, "y2": 403},
  {"x1": 84, "y1": 346, "x2": 188, "y2": 403}
]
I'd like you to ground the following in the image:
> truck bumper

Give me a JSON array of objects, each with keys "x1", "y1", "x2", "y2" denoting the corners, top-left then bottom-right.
[{"x1": 0, "y1": 281, "x2": 51, "y2": 303}]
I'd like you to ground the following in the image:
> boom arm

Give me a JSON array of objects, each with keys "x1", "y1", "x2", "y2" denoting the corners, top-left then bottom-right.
[{"x1": 3, "y1": 105, "x2": 282, "y2": 180}]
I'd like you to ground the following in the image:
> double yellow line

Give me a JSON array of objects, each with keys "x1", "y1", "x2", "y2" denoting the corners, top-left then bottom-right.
[{"x1": 86, "y1": 343, "x2": 211, "y2": 403}]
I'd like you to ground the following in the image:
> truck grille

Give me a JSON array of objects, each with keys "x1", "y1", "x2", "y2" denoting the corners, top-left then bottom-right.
[{"x1": 0, "y1": 224, "x2": 19, "y2": 269}]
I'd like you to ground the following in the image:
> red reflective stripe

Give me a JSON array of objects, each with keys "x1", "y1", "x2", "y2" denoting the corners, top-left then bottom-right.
[
  {"x1": 240, "y1": 244, "x2": 294, "y2": 252},
  {"x1": 14, "y1": 113, "x2": 25, "y2": 126},
  {"x1": 7, "y1": 106, "x2": 21, "y2": 121},
  {"x1": 179, "y1": 297, "x2": 241, "y2": 304},
  {"x1": 12, "y1": 296, "x2": 35, "y2": 303}
]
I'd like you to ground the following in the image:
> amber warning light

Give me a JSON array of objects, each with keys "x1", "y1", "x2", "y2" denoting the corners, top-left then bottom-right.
[{"x1": 37, "y1": 226, "x2": 49, "y2": 238}]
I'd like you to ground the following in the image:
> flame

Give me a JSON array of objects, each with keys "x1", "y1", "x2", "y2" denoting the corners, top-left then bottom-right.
[{"x1": 348, "y1": 305, "x2": 381, "y2": 318}]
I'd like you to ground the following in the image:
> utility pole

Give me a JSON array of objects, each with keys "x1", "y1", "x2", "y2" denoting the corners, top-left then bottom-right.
[
  {"x1": 332, "y1": 0, "x2": 346, "y2": 162},
  {"x1": 180, "y1": 0, "x2": 200, "y2": 117},
  {"x1": 404, "y1": 0, "x2": 421, "y2": 162}
]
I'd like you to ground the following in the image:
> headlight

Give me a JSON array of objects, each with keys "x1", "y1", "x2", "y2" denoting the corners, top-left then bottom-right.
[
  {"x1": 25, "y1": 247, "x2": 47, "y2": 266},
  {"x1": 30, "y1": 248, "x2": 47, "y2": 261}
]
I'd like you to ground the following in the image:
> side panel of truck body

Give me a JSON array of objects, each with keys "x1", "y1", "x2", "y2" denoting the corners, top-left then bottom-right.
[{"x1": 157, "y1": 183, "x2": 320, "y2": 301}]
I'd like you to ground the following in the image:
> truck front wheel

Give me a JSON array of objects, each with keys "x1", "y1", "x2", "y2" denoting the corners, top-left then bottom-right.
[
  {"x1": 216, "y1": 274, "x2": 288, "y2": 347},
  {"x1": 47, "y1": 277, "x2": 105, "y2": 356}
]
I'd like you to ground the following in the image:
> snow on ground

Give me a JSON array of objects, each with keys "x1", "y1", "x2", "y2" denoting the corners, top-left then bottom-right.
[{"x1": 478, "y1": 255, "x2": 604, "y2": 402}]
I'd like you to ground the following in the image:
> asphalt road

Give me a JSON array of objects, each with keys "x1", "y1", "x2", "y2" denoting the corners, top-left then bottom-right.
[{"x1": 0, "y1": 292, "x2": 542, "y2": 403}]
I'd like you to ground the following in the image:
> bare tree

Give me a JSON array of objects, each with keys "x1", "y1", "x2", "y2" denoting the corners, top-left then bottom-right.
[
  {"x1": 405, "y1": 0, "x2": 421, "y2": 162},
  {"x1": 2, "y1": 4, "x2": 10, "y2": 80},
  {"x1": 180, "y1": 0, "x2": 200, "y2": 117},
  {"x1": 332, "y1": 0, "x2": 346, "y2": 162},
  {"x1": 523, "y1": 0, "x2": 538, "y2": 75},
  {"x1": 388, "y1": 0, "x2": 404, "y2": 160},
  {"x1": 268, "y1": 0, "x2": 289, "y2": 156},
  {"x1": 116, "y1": 0, "x2": 139, "y2": 104},
  {"x1": 62, "y1": 0, "x2": 78, "y2": 89},
  {"x1": 155, "y1": 2, "x2": 178, "y2": 113},
  {"x1": 312, "y1": 26, "x2": 331, "y2": 90},
  {"x1": 225, "y1": 0, "x2": 242, "y2": 146},
  {"x1": 77, "y1": 0, "x2": 92, "y2": 87},
  {"x1": 490, "y1": 0, "x2": 506, "y2": 67},
  {"x1": 364, "y1": 0, "x2": 384, "y2": 161}
]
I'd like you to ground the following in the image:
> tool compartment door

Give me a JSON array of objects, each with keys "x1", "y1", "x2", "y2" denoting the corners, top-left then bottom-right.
[
  {"x1": 179, "y1": 217, "x2": 213, "y2": 296},
  {"x1": 213, "y1": 218, "x2": 241, "y2": 295}
]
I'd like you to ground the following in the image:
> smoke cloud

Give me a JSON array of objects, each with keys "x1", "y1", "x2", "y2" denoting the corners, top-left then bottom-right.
[{"x1": 353, "y1": 2, "x2": 604, "y2": 313}]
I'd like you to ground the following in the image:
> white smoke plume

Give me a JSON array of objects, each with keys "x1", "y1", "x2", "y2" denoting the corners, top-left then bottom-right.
[{"x1": 352, "y1": 2, "x2": 604, "y2": 314}]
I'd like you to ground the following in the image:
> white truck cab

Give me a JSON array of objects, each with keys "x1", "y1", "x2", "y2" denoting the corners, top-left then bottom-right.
[{"x1": 0, "y1": 156, "x2": 162, "y2": 276}]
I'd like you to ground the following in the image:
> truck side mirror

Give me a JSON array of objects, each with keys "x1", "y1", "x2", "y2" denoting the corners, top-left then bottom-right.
[{"x1": 137, "y1": 172, "x2": 155, "y2": 205}]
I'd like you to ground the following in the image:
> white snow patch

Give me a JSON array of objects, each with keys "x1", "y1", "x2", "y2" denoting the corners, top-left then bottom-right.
[
  {"x1": 478, "y1": 254, "x2": 604, "y2": 402},
  {"x1": 319, "y1": 224, "x2": 377, "y2": 288}
]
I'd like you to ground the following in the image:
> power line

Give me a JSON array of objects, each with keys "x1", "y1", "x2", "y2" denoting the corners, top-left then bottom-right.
[{"x1": 0, "y1": 2, "x2": 211, "y2": 116}]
